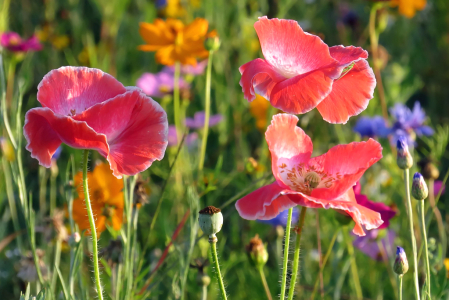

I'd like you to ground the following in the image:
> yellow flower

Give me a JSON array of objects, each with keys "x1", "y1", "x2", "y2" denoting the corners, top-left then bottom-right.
[
  {"x1": 445, "y1": 258, "x2": 449, "y2": 278},
  {"x1": 72, "y1": 162, "x2": 124, "y2": 236},
  {"x1": 390, "y1": 0, "x2": 426, "y2": 18},
  {"x1": 249, "y1": 94, "x2": 270, "y2": 132},
  {"x1": 138, "y1": 18, "x2": 212, "y2": 66},
  {"x1": 51, "y1": 35, "x2": 70, "y2": 50}
]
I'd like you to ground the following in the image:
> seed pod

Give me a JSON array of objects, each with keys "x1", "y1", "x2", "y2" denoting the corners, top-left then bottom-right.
[
  {"x1": 246, "y1": 234, "x2": 269, "y2": 269},
  {"x1": 198, "y1": 206, "x2": 223, "y2": 239}
]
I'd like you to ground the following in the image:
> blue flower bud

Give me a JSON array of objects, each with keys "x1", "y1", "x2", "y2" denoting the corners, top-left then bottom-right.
[
  {"x1": 393, "y1": 246, "x2": 409, "y2": 275},
  {"x1": 412, "y1": 173, "x2": 428, "y2": 200},
  {"x1": 396, "y1": 136, "x2": 413, "y2": 169}
]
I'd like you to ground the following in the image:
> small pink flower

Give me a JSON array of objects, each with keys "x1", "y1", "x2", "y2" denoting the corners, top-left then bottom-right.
[
  {"x1": 239, "y1": 17, "x2": 375, "y2": 124},
  {"x1": 235, "y1": 114, "x2": 384, "y2": 236},
  {"x1": 1, "y1": 32, "x2": 42, "y2": 52},
  {"x1": 24, "y1": 67, "x2": 168, "y2": 179}
]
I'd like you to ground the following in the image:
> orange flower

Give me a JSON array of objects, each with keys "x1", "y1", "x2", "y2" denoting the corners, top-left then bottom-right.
[
  {"x1": 390, "y1": 0, "x2": 426, "y2": 18},
  {"x1": 249, "y1": 94, "x2": 270, "y2": 132},
  {"x1": 138, "y1": 18, "x2": 212, "y2": 66},
  {"x1": 72, "y1": 162, "x2": 124, "y2": 236}
]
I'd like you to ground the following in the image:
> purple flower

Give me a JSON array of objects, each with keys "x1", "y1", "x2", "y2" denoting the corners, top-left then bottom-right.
[
  {"x1": 185, "y1": 111, "x2": 223, "y2": 129},
  {"x1": 257, "y1": 207, "x2": 299, "y2": 227},
  {"x1": 353, "y1": 116, "x2": 389, "y2": 138},
  {"x1": 1, "y1": 32, "x2": 42, "y2": 52},
  {"x1": 353, "y1": 229, "x2": 396, "y2": 261},
  {"x1": 167, "y1": 125, "x2": 198, "y2": 147},
  {"x1": 52, "y1": 146, "x2": 62, "y2": 160},
  {"x1": 434, "y1": 180, "x2": 446, "y2": 197},
  {"x1": 389, "y1": 102, "x2": 433, "y2": 145},
  {"x1": 136, "y1": 69, "x2": 188, "y2": 98}
]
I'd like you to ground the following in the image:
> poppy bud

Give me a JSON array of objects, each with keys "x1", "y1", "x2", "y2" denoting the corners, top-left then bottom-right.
[
  {"x1": 68, "y1": 232, "x2": 81, "y2": 247},
  {"x1": 204, "y1": 34, "x2": 220, "y2": 52},
  {"x1": 246, "y1": 234, "x2": 268, "y2": 269},
  {"x1": 393, "y1": 246, "x2": 409, "y2": 275},
  {"x1": 396, "y1": 137, "x2": 413, "y2": 170},
  {"x1": 412, "y1": 173, "x2": 428, "y2": 201},
  {"x1": 198, "y1": 206, "x2": 223, "y2": 242}
]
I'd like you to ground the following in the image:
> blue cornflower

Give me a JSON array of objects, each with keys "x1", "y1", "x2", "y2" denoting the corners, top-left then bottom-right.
[
  {"x1": 155, "y1": 0, "x2": 167, "y2": 8},
  {"x1": 258, "y1": 207, "x2": 299, "y2": 227},
  {"x1": 389, "y1": 102, "x2": 433, "y2": 145},
  {"x1": 353, "y1": 116, "x2": 389, "y2": 138}
]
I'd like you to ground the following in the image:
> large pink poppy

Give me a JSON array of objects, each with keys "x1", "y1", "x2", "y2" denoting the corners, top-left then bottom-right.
[
  {"x1": 235, "y1": 114, "x2": 384, "y2": 236},
  {"x1": 24, "y1": 67, "x2": 168, "y2": 179},
  {"x1": 239, "y1": 17, "x2": 376, "y2": 124}
]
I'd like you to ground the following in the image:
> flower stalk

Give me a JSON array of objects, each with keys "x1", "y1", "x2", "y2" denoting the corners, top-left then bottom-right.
[
  {"x1": 287, "y1": 206, "x2": 307, "y2": 300},
  {"x1": 82, "y1": 150, "x2": 103, "y2": 300},
  {"x1": 173, "y1": 61, "x2": 182, "y2": 142},
  {"x1": 280, "y1": 207, "x2": 293, "y2": 300},
  {"x1": 419, "y1": 201, "x2": 431, "y2": 297}
]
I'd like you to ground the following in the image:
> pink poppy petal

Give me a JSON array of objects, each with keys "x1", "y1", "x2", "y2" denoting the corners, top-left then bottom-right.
[
  {"x1": 37, "y1": 67, "x2": 127, "y2": 116},
  {"x1": 329, "y1": 45, "x2": 368, "y2": 66},
  {"x1": 266, "y1": 114, "x2": 313, "y2": 182},
  {"x1": 255, "y1": 17, "x2": 339, "y2": 78},
  {"x1": 24, "y1": 108, "x2": 109, "y2": 167},
  {"x1": 287, "y1": 189, "x2": 383, "y2": 236},
  {"x1": 316, "y1": 60, "x2": 376, "y2": 124},
  {"x1": 235, "y1": 181, "x2": 297, "y2": 220},
  {"x1": 355, "y1": 193, "x2": 396, "y2": 229},
  {"x1": 105, "y1": 92, "x2": 168, "y2": 178},
  {"x1": 269, "y1": 67, "x2": 335, "y2": 114},
  {"x1": 309, "y1": 139, "x2": 383, "y2": 199},
  {"x1": 239, "y1": 58, "x2": 285, "y2": 101}
]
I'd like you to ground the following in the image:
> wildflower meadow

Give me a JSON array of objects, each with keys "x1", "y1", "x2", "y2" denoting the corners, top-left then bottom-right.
[{"x1": 1, "y1": 0, "x2": 449, "y2": 299}]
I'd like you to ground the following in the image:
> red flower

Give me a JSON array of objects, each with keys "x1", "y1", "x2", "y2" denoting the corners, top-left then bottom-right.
[
  {"x1": 239, "y1": 17, "x2": 376, "y2": 124},
  {"x1": 235, "y1": 114, "x2": 383, "y2": 236},
  {"x1": 24, "y1": 67, "x2": 168, "y2": 178},
  {"x1": 353, "y1": 182, "x2": 396, "y2": 229}
]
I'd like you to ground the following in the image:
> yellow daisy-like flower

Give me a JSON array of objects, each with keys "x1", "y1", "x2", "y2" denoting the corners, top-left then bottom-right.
[
  {"x1": 390, "y1": 0, "x2": 426, "y2": 18},
  {"x1": 72, "y1": 162, "x2": 124, "y2": 236},
  {"x1": 249, "y1": 94, "x2": 270, "y2": 132},
  {"x1": 138, "y1": 18, "x2": 212, "y2": 66},
  {"x1": 445, "y1": 258, "x2": 449, "y2": 278}
]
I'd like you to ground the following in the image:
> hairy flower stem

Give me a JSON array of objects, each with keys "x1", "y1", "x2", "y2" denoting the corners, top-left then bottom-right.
[
  {"x1": 343, "y1": 228, "x2": 363, "y2": 300},
  {"x1": 259, "y1": 267, "x2": 273, "y2": 300},
  {"x1": 398, "y1": 275, "x2": 403, "y2": 300},
  {"x1": 211, "y1": 240, "x2": 227, "y2": 300},
  {"x1": 287, "y1": 207, "x2": 307, "y2": 300},
  {"x1": 198, "y1": 51, "x2": 214, "y2": 171},
  {"x1": 419, "y1": 201, "x2": 431, "y2": 297},
  {"x1": 173, "y1": 61, "x2": 182, "y2": 142},
  {"x1": 404, "y1": 169, "x2": 420, "y2": 300},
  {"x1": 82, "y1": 150, "x2": 103, "y2": 300},
  {"x1": 280, "y1": 208, "x2": 293, "y2": 300}
]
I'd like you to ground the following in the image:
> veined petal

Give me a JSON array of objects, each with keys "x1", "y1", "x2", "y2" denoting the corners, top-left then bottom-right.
[
  {"x1": 317, "y1": 60, "x2": 376, "y2": 124},
  {"x1": 255, "y1": 17, "x2": 339, "y2": 78},
  {"x1": 235, "y1": 181, "x2": 297, "y2": 220},
  {"x1": 309, "y1": 139, "x2": 383, "y2": 200},
  {"x1": 266, "y1": 114, "x2": 313, "y2": 182},
  {"x1": 239, "y1": 58, "x2": 286, "y2": 101},
  {"x1": 23, "y1": 107, "x2": 109, "y2": 168},
  {"x1": 329, "y1": 45, "x2": 368, "y2": 66},
  {"x1": 37, "y1": 67, "x2": 126, "y2": 116}
]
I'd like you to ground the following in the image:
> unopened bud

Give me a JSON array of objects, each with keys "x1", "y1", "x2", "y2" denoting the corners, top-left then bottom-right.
[
  {"x1": 393, "y1": 246, "x2": 409, "y2": 275},
  {"x1": 198, "y1": 206, "x2": 223, "y2": 242},
  {"x1": 204, "y1": 31, "x2": 220, "y2": 52},
  {"x1": 412, "y1": 173, "x2": 428, "y2": 200},
  {"x1": 68, "y1": 232, "x2": 81, "y2": 247},
  {"x1": 418, "y1": 159, "x2": 439, "y2": 180},
  {"x1": 396, "y1": 137, "x2": 413, "y2": 170},
  {"x1": 246, "y1": 234, "x2": 268, "y2": 269},
  {"x1": 196, "y1": 273, "x2": 211, "y2": 287}
]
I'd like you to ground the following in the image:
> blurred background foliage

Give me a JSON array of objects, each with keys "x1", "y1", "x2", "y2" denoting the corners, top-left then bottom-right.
[{"x1": 1, "y1": 0, "x2": 449, "y2": 299}]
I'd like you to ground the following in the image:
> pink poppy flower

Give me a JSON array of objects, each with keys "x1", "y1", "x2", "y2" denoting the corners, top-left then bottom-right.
[
  {"x1": 1, "y1": 32, "x2": 42, "y2": 52},
  {"x1": 235, "y1": 114, "x2": 383, "y2": 236},
  {"x1": 239, "y1": 17, "x2": 376, "y2": 124},
  {"x1": 353, "y1": 182, "x2": 396, "y2": 229},
  {"x1": 24, "y1": 67, "x2": 168, "y2": 179}
]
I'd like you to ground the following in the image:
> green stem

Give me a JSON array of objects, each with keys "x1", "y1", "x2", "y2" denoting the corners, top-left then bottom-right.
[
  {"x1": 398, "y1": 275, "x2": 403, "y2": 300},
  {"x1": 287, "y1": 206, "x2": 307, "y2": 300},
  {"x1": 198, "y1": 51, "x2": 214, "y2": 171},
  {"x1": 420, "y1": 201, "x2": 431, "y2": 298},
  {"x1": 51, "y1": 238, "x2": 62, "y2": 292},
  {"x1": 404, "y1": 169, "x2": 420, "y2": 300},
  {"x1": 343, "y1": 228, "x2": 363, "y2": 300},
  {"x1": 280, "y1": 208, "x2": 293, "y2": 300},
  {"x1": 211, "y1": 241, "x2": 227, "y2": 300},
  {"x1": 202, "y1": 285, "x2": 208, "y2": 300},
  {"x1": 259, "y1": 267, "x2": 273, "y2": 300},
  {"x1": 173, "y1": 61, "x2": 181, "y2": 143},
  {"x1": 82, "y1": 150, "x2": 103, "y2": 300}
]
